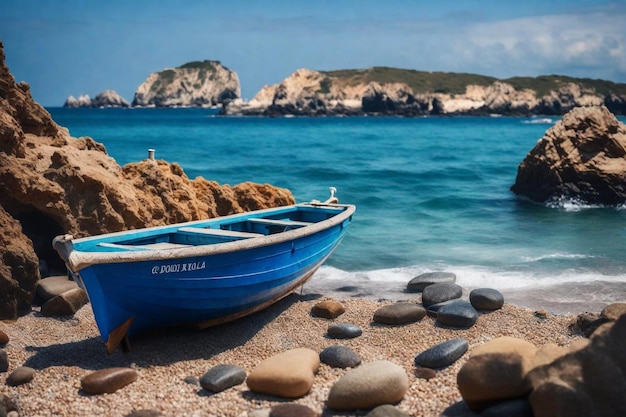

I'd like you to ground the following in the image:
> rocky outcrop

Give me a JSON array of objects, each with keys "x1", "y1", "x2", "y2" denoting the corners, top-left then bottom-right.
[
  {"x1": 511, "y1": 106, "x2": 626, "y2": 206},
  {"x1": 222, "y1": 67, "x2": 626, "y2": 116},
  {"x1": 0, "y1": 42, "x2": 294, "y2": 320},
  {"x1": 132, "y1": 61, "x2": 240, "y2": 107},
  {"x1": 63, "y1": 91, "x2": 130, "y2": 108}
]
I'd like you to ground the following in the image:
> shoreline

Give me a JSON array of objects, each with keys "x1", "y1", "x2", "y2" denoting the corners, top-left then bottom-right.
[{"x1": 0, "y1": 295, "x2": 580, "y2": 417}]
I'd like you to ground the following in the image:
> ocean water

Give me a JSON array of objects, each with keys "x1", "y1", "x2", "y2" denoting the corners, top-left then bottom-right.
[{"x1": 48, "y1": 108, "x2": 626, "y2": 314}]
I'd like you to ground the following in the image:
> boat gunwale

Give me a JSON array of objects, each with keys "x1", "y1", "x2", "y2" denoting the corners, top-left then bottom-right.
[{"x1": 54, "y1": 203, "x2": 355, "y2": 272}]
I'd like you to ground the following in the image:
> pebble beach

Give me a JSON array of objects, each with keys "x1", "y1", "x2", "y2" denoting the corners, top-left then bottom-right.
[{"x1": 0, "y1": 294, "x2": 579, "y2": 417}]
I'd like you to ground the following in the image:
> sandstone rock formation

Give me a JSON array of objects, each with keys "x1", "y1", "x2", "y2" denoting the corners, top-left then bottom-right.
[
  {"x1": 0, "y1": 41, "x2": 294, "y2": 320},
  {"x1": 63, "y1": 90, "x2": 130, "y2": 108},
  {"x1": 511, "y1": 106, "x2": 626, "y2": 205},
  {"x1": 132, "y1": 60, "x2": 240, "y2": 107},
  {"x1": 222, "y1": 67, "x2": 626, "y2": 116}
]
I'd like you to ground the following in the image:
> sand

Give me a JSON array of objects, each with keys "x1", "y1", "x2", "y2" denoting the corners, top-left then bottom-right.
[{"x1": 0, "y1": 294, "x2": 580, "y2": 417}]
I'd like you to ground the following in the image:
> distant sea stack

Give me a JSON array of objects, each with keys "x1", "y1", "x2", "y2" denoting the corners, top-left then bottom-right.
[
  {"x1": 63, "y1": 90, "x2": 130, "y2": 108},
  {"x1": 132, "y1": 60, "x2": 240, "y2": 108},
  {"x1": 222, "y1": 67, "x2": 626, "y2": 117}
]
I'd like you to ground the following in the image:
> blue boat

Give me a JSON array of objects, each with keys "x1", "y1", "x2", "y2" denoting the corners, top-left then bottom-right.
[{"x1": 53, "y1": 192, "x2": 355, "y2": 353}]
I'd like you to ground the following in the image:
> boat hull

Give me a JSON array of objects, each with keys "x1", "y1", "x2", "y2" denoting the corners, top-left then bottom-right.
[{"x1": 60, "y1": 203, "x2": 354, "y2": 350}]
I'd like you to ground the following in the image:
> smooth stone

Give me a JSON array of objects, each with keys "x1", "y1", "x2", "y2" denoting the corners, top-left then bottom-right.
[
  {"x1": 414, "y1": 367, "x2": 436, "y2": 379},
  {"x1": 183, "y1": 376, "x2": 198, "y2": 385},
  {"x1": 421, "y1": 283, "x2": 463, "y2": 307},
  {"x1": 0, "y1": 349, "x2": 8, "y2": 372},
  {"x1": 414, "y1": 338, "x2": 469, "y2": 368},
  {"x1": 319, "y1": 345, "x2": 361, "y2": 368},
  {"x1": 457, "y1": 337, "x2": 537, "y2": 411},
  {"x1": 124, "y1": 411, "x2": 163, "y2": 417},
  {"x1": 436, "y1": 300, "x2": 478, "y2": 328},
  {"x1": 601, "y1": 302, "x2": 626, "y2": 321},
  {"x1": 6, "y1": 366, "x2": 35, "y2": 386},
  {"x1": 373, "y1": 303, "x2": 426, "y2": 325},
  {"x1": 311, "y1": 299, "x2": 345, "y2": 319},
  {"x1": 269, "y1": 403, "x2": 318, "y2": 417},
  {"x1": 41, "y1": 287, "x2": 89, "y2": 316},
  {"x1": 81, "y1": 367, "x2": 138, "y2": 395},
  {"x1": 200, "y1": 364, "x2": 246, "y2": 392},
  {"x1": 327, "y1": 360, "x2": 409, "y2": 411},
  {"x1": 406, "y1": 272, "x2": 456, "y2": 292},
  {"x1": 481, "y1": 398, "x2": 533, "y2": 417},
  {"x1": 469, "y1": 288, "x2": 504, "y2": 311},
  {"x1": 0, "y1": 330, "x2": 8, "y2": 346},
  {"x1": 426, "y1": 299, "x2": 460, "y2": 317},
  {"x1": 246, "y1": 348, "x2": 319, "y2": 398},
  {"x1": 366, "y1": 404, "x2": 410, "y2": 417},
  {"x1": 327, "y1": 322, "x2": 362, "y2": 339},
  {"x1": 36, "y1": 275, "x2": 79, "y2": 302},
  {"x1": 248, "y1": 409, "x2": 271, "y2": 417}
]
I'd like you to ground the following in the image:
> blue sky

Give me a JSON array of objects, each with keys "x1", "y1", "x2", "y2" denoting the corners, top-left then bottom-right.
[{"x1": 2, "y1": 0, "x2": 626, "y2": 106}]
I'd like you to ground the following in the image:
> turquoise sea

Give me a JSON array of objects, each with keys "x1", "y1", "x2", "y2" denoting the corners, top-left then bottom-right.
[{"x1": 47, "y1": 108, "x2": 626, "y2": 314}]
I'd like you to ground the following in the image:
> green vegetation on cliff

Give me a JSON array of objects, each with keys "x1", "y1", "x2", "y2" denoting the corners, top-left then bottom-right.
[{"x1": 320, "y1": 67, "x2": 626, "y2": 97}]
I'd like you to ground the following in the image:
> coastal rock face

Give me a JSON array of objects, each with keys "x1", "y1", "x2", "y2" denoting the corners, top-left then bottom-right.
[
  {"x1": 511, "y1": 106, "x2": 626, "y2": 205},
  {"x1": 63, "y1": 90, "x2": 130, "y2": 108},
  {"x1": 223, "y1": 67, "x2": 626, "y2": 116},
  {"x1": 0, "y1": 42, "x2": 294, "y2": 320},
  {"x1": 132, "y1": 60, "x2": 240, "y2": 107}
]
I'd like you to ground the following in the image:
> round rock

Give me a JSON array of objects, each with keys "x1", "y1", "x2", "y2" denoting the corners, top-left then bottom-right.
[
  {"x1": 311, "y1": 299, "x2": 346, "y2": 319},
  {"x1": 406, "y1": 272, "x2": 456, "y2": 292},
  {"x1": 246, "y1": 348, "x2": 319, "y2": 398},
  {"x1": 421, "y1": 283, "x2": 463, "y2": 307},
  {"x1": 366, "y1": 404, "x2": 410, "y2": 417},
  {"x1": 6, "y1": 366, "x2": 35, "y2": 386},
  {"x1": 426, "y1": 299, "x2": 460, "y2": 317},
  {"x1": 320, "y1": 345, "x2": 361, "y2": 368},
  {"x1": 436, "y1": 300, "x2": 478, "y2": 328},
  {"x1": 269, "y1": 403, "x2": 318, "y2": 417},
  {"x1": 469, "y1": 288, "x2": 504, "y2": 311},
  {"x1": 373, "y1": 303, "x2": 426, "y2": 325},
  {"x1": 0, "y1": 349, "x2": 8, "y2": 373},
  {"x1": 0, "y1": 330, "x2": 8, "y2": 346},
  {"x1": 327, "y1": 322, "x2": 362, "y2": 339},
  {"x1": 36, "y1": 275, "x2": 79, "y2": 302},
  {"x1": 327, "y1": 360, "x2": 409, "y2": 411},
  {"x1": 81, "y1": 367, "x2": 138, "y2": 395},
  {"x1": 414, "y1": 338, "x2": 469, "y2": 369},
  {"x1": 200, "y1": 364, "x2": 246, "y2": 393}
]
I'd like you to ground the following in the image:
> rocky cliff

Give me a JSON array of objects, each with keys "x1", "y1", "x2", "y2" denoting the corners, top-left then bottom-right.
[
  {"x1": 222, "y1": 67, "x2": 626, "y2": 116},
  {"x1": 0, "y1": 42, "x2": 294, "y2": 320},
  {"x1": 511, "y1": 106, "x2": 626, "y2": 205},
  {"x1": 132, "y1": 60, "x2": 240, "y2": 107},
  {"x1": 63, "y1": 90, "x2": 130, "y2": 108}
]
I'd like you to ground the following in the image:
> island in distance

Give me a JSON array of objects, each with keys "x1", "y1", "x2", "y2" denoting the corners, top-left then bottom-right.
[{"x1": 64, "y1": 62, "x2": 626, "y2": 117}]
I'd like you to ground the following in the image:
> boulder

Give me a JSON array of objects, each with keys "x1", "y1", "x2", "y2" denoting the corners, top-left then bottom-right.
[
  {"x1": 421, "y1": 283, "x2": 463, "y2": 307},
  {"x1": 327, "y1": 360, "x2": 409, "y2": 411},
  {"x1": 372, "y1": 303, "x2": 426, "y2": 325},
  {"x1": 528, "y1": 315, "x2": 626, "y2": 417},
  {"x1": 456, "y1": 336, "x2": 537, "y2": 411},
  {"x1": 469, "y1": 288, "x2": 504, "y2": 311},
  {"x1": 41, "y1": 287, "x2": 89, "y2": 316},
  {"x1": 406, "y1": 272, "x2": 456, "y2": 292},
  {"x1": 511, "y1": 106, "x2": 626, "y2": 205},
  {"x1": 36, "y1": 275, "x2": 79, "y2": 302},
  {"x1": 246, "y1": 348, "x2": 319, "y2": 398},
  {"x1": 0, "y1": 41, "x2": 294, "y2": 319}
]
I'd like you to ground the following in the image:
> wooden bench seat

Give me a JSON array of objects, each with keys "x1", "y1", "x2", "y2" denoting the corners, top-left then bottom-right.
[{"x1": 177, "y1": 227, "x2": 262, "y2": 238}]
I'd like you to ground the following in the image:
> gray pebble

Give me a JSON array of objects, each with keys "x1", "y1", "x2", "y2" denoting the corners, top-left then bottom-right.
[
  {"x1": 200, "y1": 364, "x2": 246, "y2": 393},
  {"x1": 320, "y1": 345, "x2": 361, "y2": 368},
  {"x1": 327, "y1": 323, "x2": 362, "y2": 339},
  {"x1": 414, "y1": 338, "x2": 468, "y2": 368},
  {"x1": 437, "y1": 300, "x2": 478, "y2": 328},
  {"x1": 469, "y1": 288, "x2": 504, "y2": 311},
  {"x1": 422, "y1": 283, "x2": 463, "y2": 307},
  {"x1": 407, "y1": 272, "x2": 456, "y2": 292}
]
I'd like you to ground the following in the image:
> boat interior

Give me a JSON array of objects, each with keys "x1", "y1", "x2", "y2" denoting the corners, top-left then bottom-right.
[{"x1": 92, "y1": 205, "x2": 346, "y2": 252}]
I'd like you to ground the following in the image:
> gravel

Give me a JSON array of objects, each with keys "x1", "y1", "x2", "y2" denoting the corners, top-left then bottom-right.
[{"x1": 0, "y1": 294, "x2": 579, "y2": 417}]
